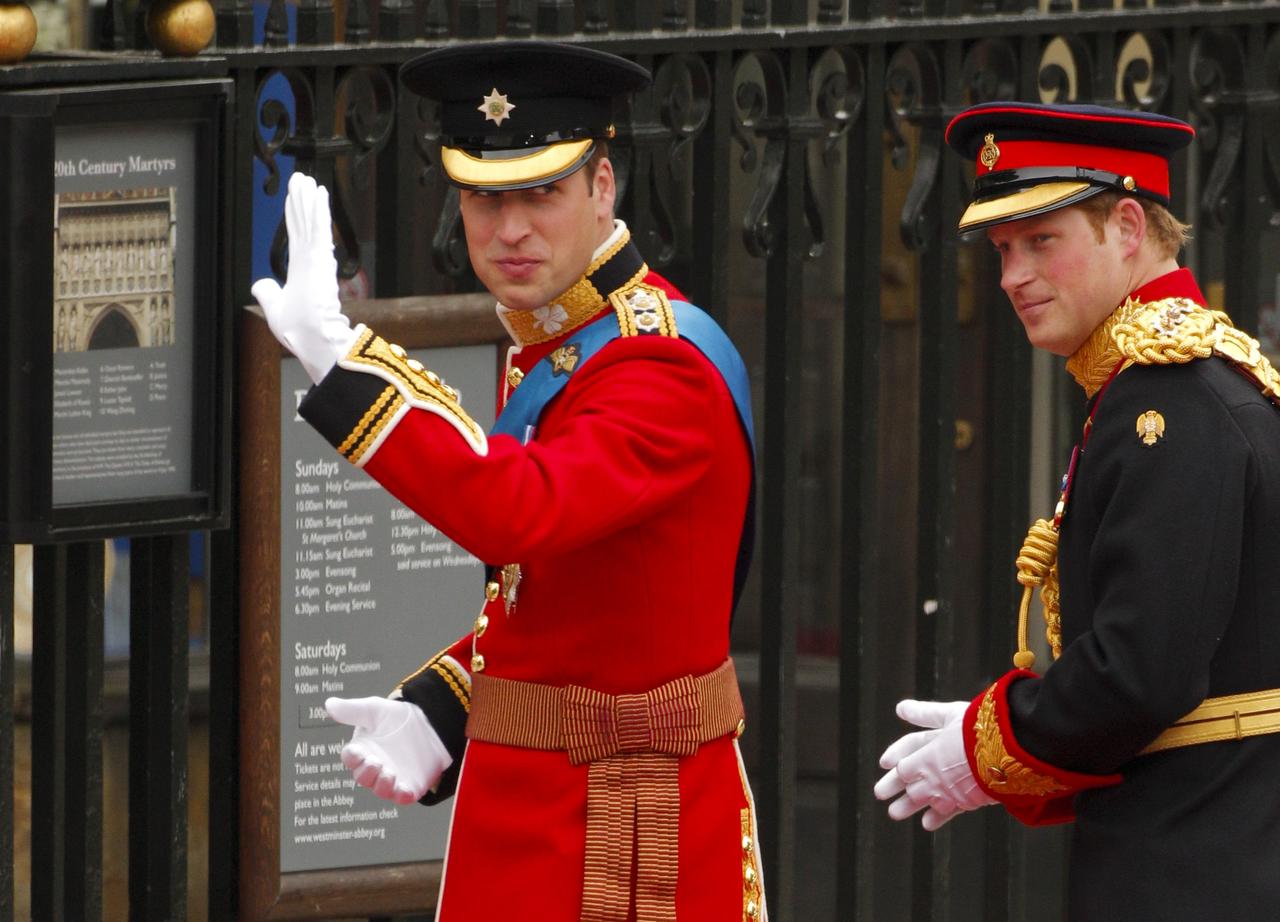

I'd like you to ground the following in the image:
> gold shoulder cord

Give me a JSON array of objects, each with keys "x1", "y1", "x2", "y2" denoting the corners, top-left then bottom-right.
[
  {"x1": 1012, "y1": 519, "x2": 1061, "y2": 669},
  {"x1": 1011, "y1": 297, "x2": 1280, "y2": 669}
]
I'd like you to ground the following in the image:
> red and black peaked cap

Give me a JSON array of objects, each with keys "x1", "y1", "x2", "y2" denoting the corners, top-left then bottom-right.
[
  {"x1": 945, "y1": 101, "x2": 1195, "y2": 233},
  {"x1": 400, "y1": 41, "x2": 651, "y2": 192}
]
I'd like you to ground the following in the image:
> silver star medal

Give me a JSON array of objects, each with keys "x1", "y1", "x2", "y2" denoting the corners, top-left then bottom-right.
[{"x1": 479, "y1": 88, "x2": 516, "y2": 126}]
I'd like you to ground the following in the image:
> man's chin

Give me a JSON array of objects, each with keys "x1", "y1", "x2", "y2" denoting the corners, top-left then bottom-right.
[
  {"x1": 1021, "y1": 323, "x2": 1073, "y2": 357},
  {"x1": 497, "y1": 294, "x2": 545, "y2": 312},
  {"x1": 485, "y1": 281, "x2": 547, "y2": 312}
]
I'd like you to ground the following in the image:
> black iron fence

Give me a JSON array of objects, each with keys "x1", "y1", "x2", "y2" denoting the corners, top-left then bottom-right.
[{"x1": 4, "y1": 0, "x2": 1279, "y2": 918}]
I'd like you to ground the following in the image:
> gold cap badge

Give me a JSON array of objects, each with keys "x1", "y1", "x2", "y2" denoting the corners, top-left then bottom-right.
[
  {"x1": 1136, "y1": 410, "x2": 1165, "y2": 446},
  {"x1": 979, "y1": 133, "x2": 1001, "y2": 170},
  {"x1": 478, "y1": 88, "x2": 516, "y2": 126}
]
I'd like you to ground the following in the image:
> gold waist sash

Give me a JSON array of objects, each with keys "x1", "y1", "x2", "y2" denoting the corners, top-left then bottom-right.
[
  {"x1": 1141, "y1": 687, "x2": 1280, "y2": 755},
  {"x1": 467, "y1": 659, "x2": 745, "y2": 922}
]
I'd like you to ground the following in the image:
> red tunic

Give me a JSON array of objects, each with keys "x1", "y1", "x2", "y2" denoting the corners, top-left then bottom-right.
[{"x1": 301, "y1": 252, "x2": 764, "y2": 920}]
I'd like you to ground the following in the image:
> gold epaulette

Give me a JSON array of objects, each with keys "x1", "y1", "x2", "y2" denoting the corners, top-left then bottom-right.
[
  {"x1": 338, "y1": 326, "x2": 487, "y2": 462},
  {"x1": 609, "y1": 281, "x2": 678, "y2": 338},
  {"x1": 1111, "y1": 297, "x2": 1280, "y2": 407}
]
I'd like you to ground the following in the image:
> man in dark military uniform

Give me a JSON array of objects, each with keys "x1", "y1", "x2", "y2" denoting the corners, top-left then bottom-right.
[
  {"x1": 874, "y1": 101, "x2": 1280, "y2": 920},
  {"x1": 252, "y1": 41, "x2": 766, "y2": 921}
]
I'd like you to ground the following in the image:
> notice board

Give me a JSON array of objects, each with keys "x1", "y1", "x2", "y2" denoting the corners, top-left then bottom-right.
[{"x1": 239, "y1": 293, "x2": 504, "y2": 919}]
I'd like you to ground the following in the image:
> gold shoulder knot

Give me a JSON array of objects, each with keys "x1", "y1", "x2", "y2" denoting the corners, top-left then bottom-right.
[
  {"x1": 1110, "y1": 297, "x2": 1280, "y2": 405},
  {"x1": 1110, "y1": 296, "x2": 1217, "y2": 367}
]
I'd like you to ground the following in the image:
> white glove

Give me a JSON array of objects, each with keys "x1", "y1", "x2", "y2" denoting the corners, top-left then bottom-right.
[
  {"x1": 325, "y1": 695, "x2": 453, "y2": 805},
  {"x1": 250, "y1": 173, "x2": 358, "y2": 384},
  {"x1": 874, "y1": 699, "x2": 995, "y2": 831}
]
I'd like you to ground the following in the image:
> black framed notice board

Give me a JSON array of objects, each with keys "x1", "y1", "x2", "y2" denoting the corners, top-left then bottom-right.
[{"x1": 0, "y1": 78, "x2": 233, "y2": 542}]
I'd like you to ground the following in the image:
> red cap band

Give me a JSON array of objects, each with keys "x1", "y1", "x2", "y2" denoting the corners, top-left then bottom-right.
[{"x1": 978, "y1": 139, "x2": 1170, "y2": 198}]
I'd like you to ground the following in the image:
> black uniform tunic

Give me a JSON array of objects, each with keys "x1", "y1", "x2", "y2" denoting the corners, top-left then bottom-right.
[{"x1": 1005, "y1": 272, "x2": 1280, "y2": 921}]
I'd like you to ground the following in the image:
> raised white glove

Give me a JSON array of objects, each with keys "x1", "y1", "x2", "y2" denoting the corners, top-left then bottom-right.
[
  {"x1": 874, "y1": 699, "x2": 995, "y2": 831},
  {"x1": 325, "y1": 695, "x2": 452, "y2": 805},
  {"x1": 250, "y1": 172, "x2": 358, "y2": 384}
]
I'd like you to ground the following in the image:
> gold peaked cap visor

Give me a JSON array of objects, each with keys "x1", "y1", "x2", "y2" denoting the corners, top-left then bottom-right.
[
  {"x1": 441, "y1": 138, "x2": 595, "y2": 191},
  {"x1": 958, "y1": 180, "x2": 1094, "y2": 232}
]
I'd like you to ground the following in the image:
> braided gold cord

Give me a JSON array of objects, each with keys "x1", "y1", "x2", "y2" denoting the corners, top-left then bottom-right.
[
  {"x1": 1015, "y1": 519, "x2": 1058, "y2": 587},
  {"x1": 1113, "y1": 298, "x2": 1280, "y2": 407},
  {"x1": 1112, "y1": 300, "x2": 1214, "y2": 366},
  {"x1": 1012, "y1": 519, "x2": 1060, "y2": 670},
  {"x1": 1041, "y1": 563, "x2": 1062, "y2": 659}
]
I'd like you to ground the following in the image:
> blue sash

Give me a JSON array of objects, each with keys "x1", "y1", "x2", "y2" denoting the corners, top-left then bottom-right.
[
  {"x1": 490, "y1": 302, "x2": 757, "y2": 610},
  {"x1": 492, "y1": 301, "x2": 755, "y2": 454}
]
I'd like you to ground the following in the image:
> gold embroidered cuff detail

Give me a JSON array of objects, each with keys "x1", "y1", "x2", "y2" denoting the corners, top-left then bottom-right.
[
  {"x1": 337, "y1": 387, "x2": 406, "y2": 466},
  {"x1": 430, "y1": 658, "x2": 472, "y2": 713},
  {"x1": 397, "y1": 650, "x2": 471, "y2": 711},
  {"x1": 612, "y1": 281, "x2": 677, "y2": 338},
  {"x1": 339, "y1": 327, "x2": 487, "y2": 456},
  {"x1": 972, "y1": 685, "x2": 1070, "y2": 797}
]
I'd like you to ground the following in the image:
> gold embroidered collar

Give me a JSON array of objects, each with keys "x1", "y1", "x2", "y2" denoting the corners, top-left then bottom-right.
[
  {"x1": 498, "y1": 225, "x2": 648, "y2": 347},
  {"x1": 1065, "y1": 297, "x2": 1146, "y2": 398}
]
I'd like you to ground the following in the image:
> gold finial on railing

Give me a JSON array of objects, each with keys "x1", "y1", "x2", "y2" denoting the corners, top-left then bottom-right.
[{"x1": 0, "y1": 2, "x2": 37, "y2": 65}]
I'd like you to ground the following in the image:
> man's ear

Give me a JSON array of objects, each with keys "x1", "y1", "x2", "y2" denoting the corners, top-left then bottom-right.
[
  {"x1": 592, "y1": 157, "x2": 616, "y2": 220},
  {"x1": 1113, "y1": 197, "x2": 1147, "y2": 259}
]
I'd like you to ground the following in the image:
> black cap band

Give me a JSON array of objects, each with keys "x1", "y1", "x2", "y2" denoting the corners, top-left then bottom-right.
[{"x1": 974, "y1": 166, "x2": 1170, "y2": 207}]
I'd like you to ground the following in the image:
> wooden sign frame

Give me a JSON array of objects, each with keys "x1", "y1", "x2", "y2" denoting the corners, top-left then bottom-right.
[{"x1": 238, "y1": 293, "x2": 505, "y2": 920}]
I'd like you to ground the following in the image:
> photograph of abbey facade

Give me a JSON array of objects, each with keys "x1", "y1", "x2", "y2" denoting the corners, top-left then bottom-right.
[{"x1": 53, "y1": 187, "x2": 177, "y2": 352}]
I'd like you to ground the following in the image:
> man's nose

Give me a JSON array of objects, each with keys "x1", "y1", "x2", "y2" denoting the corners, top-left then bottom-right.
[
  {"x1": 495, "y1": 202, "x2": 531, "y2": 245},
  {"x1": 1000, "y1": 251, "x2": 1033, "y2": 293}
]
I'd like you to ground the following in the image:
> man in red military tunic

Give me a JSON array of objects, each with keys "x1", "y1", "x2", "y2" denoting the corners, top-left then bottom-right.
[
  {"x1": 252, "y1": 41, "x2": 765, "y2": 922},
  {"x1": 874, "y1": 102, "x2": 1280, "y2": 920}
]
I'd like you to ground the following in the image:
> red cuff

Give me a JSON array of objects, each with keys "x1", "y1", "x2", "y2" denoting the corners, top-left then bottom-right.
[{"x1": 964, "y1": 669, "x2": 1121, "y2": 826}]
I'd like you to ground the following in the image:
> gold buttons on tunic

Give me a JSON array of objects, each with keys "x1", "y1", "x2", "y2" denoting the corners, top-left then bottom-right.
[
  {"x1": 407, "y1": 358, "x2": 425, "y2": 373},
  {"x1": 474, "y1": 613, "x2": 489, "y2": 637},
  {"x1": 747, "y1": 899, "x2": 759, "y2": 918},
  {"x1": 471, "y1": 653, "x2": 486, "y2": 673},
  {"x1": 741, "y1": 835, "x2": 753, "y2": 854},
  {"x1": 506, "y1": 367, "x2": 525, "y2": 389},
  {"x1": 745, "y1": 864, "x2": 756, "y2": 885},
  {"x1": 389, "y1": 343, "x2": 407, "y2": 359},
  {"x1": 485, "y1": 581, "x2": 500, "y2": 602},
  {"x1": 735, "y1": 718, "x2": 746, "y2": 738}
]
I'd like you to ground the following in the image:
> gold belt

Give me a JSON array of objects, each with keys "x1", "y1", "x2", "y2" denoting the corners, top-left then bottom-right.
[
  {"x1": 1141, "y1": 687, "x2": 1280, "y2": 755},
  {"x1": 466, "y1": 659, "x2": 745, "y2": 922}
]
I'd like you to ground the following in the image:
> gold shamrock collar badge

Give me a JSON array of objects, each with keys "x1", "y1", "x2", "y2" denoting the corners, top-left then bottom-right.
[{"x1": 479, "y1": 88, "x2": 516, "y2": 126}]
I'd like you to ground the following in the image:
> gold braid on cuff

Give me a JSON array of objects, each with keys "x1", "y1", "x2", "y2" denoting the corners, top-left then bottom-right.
[{"x1": 972, "y1": 685, "x2": 1070, "y2": 797}]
